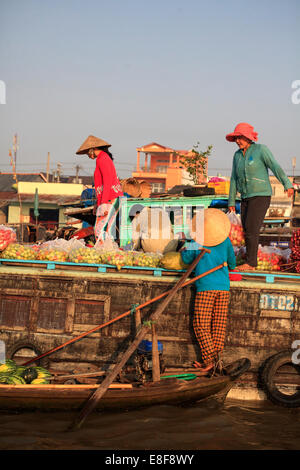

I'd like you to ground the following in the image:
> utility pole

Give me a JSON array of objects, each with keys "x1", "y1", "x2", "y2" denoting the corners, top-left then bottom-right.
[
  {"x1": 46, "y1": 152, "x2": 50, "y2": 182},
  {"x1": 13, "y1": 134, "x2": 19, "y2": 173},
  {"x1": 75, "y1": 164, "x2": 81, "y2": 183},
  {"x1": 292, "y1": 157, "x2": 296, "y2": 177},
  {"x1": 57, "y1": 163, "x2": 61, "y2": 183}
]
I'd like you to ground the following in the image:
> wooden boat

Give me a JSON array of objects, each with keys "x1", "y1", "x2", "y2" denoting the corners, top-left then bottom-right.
[
  {"x1": 0, "y1": 358, "x2": 250, "y2": 411},
  {"x1": 0, "y1": 258, "x2": 299, "y2": 403}
]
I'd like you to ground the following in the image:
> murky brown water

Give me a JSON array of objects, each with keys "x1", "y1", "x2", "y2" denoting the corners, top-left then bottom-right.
[{"x1": 0, "y1": 399, "x2": 299, "y2": 450}]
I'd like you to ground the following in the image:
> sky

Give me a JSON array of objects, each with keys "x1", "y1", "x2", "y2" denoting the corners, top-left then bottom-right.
[{"x1": 0, "y1": 0, "x2": 299, "y2": 181}]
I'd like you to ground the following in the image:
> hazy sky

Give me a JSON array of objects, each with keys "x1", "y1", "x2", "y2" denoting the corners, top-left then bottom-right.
[{"x1": 0, "y1": 0, "x2": 299, "y2": 180}]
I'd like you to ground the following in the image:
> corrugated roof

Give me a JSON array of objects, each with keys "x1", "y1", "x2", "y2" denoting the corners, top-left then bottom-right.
[
  {"x1": 0, "y1": 173, "x2": 46, "y2": 192},
  {"x1": 8, "y1": 193, "x2": 79, "y2": 205}
]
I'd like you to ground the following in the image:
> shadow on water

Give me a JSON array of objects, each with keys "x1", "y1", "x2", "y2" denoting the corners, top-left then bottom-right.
[{"x1": 0, "y1": 398, "x2": 299, "y2": 450}]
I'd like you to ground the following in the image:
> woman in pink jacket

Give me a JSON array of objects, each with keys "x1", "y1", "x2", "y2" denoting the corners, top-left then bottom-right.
[{"x1": 76, "y1": 135, "x2": 123, "y2": 244}]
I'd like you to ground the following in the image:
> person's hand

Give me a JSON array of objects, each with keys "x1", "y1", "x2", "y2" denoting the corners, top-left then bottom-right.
[
  {"x1": 97, "y1": 203, "x2": 109, "y2": 217},
  {"x1": 228, "y1": 206, "x2": 236, "y2": 212},
  {"x1": 285, "y1": 188, "x2": 294, "y2": 198}
]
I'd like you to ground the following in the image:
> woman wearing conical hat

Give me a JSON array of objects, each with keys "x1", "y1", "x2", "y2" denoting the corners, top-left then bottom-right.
[
  {"x1": 181, "y1": 208, "x2": 236, "y2": 373},
  {"x1": 226, "y1": 123, "x2": 294, "y2": 271},
  {"x1": 76, "y1": 135, "x2": 123, "y2": 244}
]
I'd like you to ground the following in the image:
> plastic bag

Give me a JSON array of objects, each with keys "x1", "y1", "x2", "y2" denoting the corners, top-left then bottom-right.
[
  {"x1": 227, "y1": 212, "x2": 245, "y2": 247},
  {"x1": 36, "y1": 238, "x2": 86, "y2": 262},
  {"x1": 0, "y1": 225, "x2": 17, "y2": 252},
  {"x1": 132, "y1": 251, "x2": 162, "y2": 268},
  {"x1": 69, "y1": 247, "x2": 102, "y2": 264},
  {"x1": 100, "y1": 250, "x2": 134, "y2": 270},
  {"x1": 256, "y1": 245, "x2": 286, "y2": 271},
  {"x1": 1, "y1": 243, "x2": 37, "y2": 260}
]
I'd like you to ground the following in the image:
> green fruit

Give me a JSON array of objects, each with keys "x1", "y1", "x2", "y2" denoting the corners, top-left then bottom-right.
[
  {"x1": 6, "y1": 375, "x2": 26, "y2": 385},
  {"x1": 0, "y1": 375, "x2": 26, "y2": 385},
  {"x1": 15, "y1": 366, "x2": 26, "y2": 376},
  {"x1": 0, "y1": 359, "x2": 17, "y2": 374},
  {"x1": 34, "y1": 367, "x2": 51, "y2": 379},
  {"x1": 30, "y1": 378, "x2": 50, "y2": 385},
  {"x1": 0, "y1": 375, "x2": 10, "y2": 384}
]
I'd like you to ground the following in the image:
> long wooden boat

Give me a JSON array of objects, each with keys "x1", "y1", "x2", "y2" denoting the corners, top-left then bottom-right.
[
  {"x1": 0, "y1": 359, "x2": 250, "y2": 411},
  {"x1": 0, "y1": 259, "x2": 299, "y2": 403}
]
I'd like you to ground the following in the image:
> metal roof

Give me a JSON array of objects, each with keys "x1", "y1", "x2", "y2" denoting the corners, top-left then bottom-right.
[{"x1": 0, "y1": 173, "x2": 46, "y2": 192}]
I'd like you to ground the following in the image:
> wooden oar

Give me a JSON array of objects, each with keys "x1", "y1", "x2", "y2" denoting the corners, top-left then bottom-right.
[
  {"x1": 23, "y1": 259, "x2": 227, "y2": 366},
  {"x1": 68, "y1": 249, "x2": 209, "y2": 430}
]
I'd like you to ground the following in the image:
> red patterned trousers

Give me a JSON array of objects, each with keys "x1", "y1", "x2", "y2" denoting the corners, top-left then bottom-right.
[{"x1": 193, "y1": 290, "x2": 230, "y2": 365}]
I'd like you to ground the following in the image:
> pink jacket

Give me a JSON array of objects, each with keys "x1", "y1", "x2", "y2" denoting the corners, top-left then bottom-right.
[{"x1": 94, "y1": 151, "x2": 123, "y2": 206}]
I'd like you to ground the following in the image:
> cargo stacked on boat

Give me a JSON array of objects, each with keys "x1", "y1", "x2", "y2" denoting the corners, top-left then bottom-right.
[{"x1": 0, "y1": 360, "x2": 51, "y2": 385}]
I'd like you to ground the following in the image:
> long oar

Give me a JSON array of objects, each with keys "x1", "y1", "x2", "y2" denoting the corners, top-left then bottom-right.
[
  {"x1": 69, "y1": 249, "x2": 210, "y2": 430},
  {"x1": 23, "y1": 259, "x2": 227, "y2": 366}
]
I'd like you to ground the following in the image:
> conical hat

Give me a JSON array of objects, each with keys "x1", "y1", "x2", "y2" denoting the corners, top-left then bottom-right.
[
  {"x1": 76, "y1": 135, "x2": 111, "y2": 155},
  {"x1": 191, "y1": 208, "x2": 231, "y2": 247}
]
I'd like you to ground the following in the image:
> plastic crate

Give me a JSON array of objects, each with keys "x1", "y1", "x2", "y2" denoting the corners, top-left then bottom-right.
[{"x1": 208, "y1": 181, "x2": 230, "y2": 195}]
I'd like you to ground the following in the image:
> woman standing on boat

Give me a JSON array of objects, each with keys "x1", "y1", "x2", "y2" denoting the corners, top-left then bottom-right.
[
  {"x1": 76, "y1": 135, "x2": 123, "y2": 244},
  {"x1": 227, "y1": 123, "x2": 294, "y2": 271},
  {"x1": 181, "y1": 208, "x2": 236, "y2": 373}
]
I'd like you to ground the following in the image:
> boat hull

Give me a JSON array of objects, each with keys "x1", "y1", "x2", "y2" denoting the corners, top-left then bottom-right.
[
  {"x1": 0, "y1": 377, "x2": 234, "y2": 411},
  {"x1": 0, "y1": 262, "x2": 299, "y2": 401},
  {"x1": 0, "y1": 359, "x2": 251, "y2": 411}
]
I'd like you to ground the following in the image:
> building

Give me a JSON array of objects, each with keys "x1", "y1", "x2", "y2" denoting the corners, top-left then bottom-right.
[
  {"x1": 0, "y1": 173, "x2": 47, "y2": 224},
  {"x1": 131, "y1": 142, "x2": 208, "y2": 194},
  {"x1": 0, "y1": 171, "x2": 94, "y2": 226},
  {"x1": 7, "y1": 181, "x2": 85, "y2": 230}
]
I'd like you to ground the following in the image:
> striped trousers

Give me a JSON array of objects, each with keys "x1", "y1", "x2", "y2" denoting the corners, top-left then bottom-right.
[
  {"x1": 94, "y1": 198, "x2": 120, "y2": 246},
  {"x1": 193, "y1": 290, "x2": 229, "y2": 365}
]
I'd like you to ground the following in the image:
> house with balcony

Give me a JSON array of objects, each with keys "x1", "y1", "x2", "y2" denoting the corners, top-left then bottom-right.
[{"x1": 131, "y1": 142, "x2": 208, "y2": 194}]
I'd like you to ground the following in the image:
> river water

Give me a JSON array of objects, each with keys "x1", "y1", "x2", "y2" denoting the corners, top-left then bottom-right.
[{"x1": 0, "y1": 398, "x2": 299, "y2": 451}]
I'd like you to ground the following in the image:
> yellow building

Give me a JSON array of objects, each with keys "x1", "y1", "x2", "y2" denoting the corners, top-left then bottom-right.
[{"x1": 8, "y1": 181, "x2": 85, "y2": 229}]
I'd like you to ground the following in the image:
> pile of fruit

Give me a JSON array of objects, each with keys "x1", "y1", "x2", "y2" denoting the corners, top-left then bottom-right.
[
  {"x1": 0, "y1": 239, "x2": 166, "y2": 271},
  {"x1": 0, "y1": 227, "x2": 16, "y2": 251},
  {"x1": 69, "y1": 247, "x2": 102, "y2": 264},
  {"x1": 37, "y1": 249, "x2": 68, "y2": 262},
  {"x1": 0, "y1": 359, "x2": 51, "y2": 385},
  {"x1": 288, "y1": 229, "x2": 300, "y2": 272},
  {"x1": 133, "y1": 252, "x2": 161, "y2": 268},
  {"x1": 101, "y1": 251, "x2": 134, "y2": 270},
  {"x1": 256, "y1": 248, "x2": 283, "y2": 271},
  {"x1": 1, "y1": 243, "x2": 37, "y2": 260},
  {"x1": 229, "y1": 223, "x2": 245, "y2": 247}
]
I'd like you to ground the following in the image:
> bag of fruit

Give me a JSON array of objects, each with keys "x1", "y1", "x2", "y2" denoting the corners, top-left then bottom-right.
[
  {"x1": 226, "y1": 212, "x2": 245, "y2": 247},
  {"x1": 0, "y1": 226, "x2": 17, "y2": 252},
  {"x1": 100, "y1": 250, "x2": 134, "y2": 271},
  {"x1": 69, "y1": 246, "x2": 102, "y2": 264},
  {"x1": 132, "y1": 251, "x2": 162, "y2": 268},
  {"x1": 2, "y1": 243, "x2": 37, "y2": 260},
  {"x1": 257, "y1": 245, "x2": 287, "y2": 272}
]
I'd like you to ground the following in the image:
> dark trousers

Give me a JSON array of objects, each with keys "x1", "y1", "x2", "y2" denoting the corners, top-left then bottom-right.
[{"x1": 241, "y1": 196, "x2": 271, "y2": 267}]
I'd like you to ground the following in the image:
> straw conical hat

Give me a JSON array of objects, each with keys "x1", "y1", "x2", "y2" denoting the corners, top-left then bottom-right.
[
  {"x1": 191, "y1": 208, "x2": 231, "y2": 247},
  {"x1": 76, "y1": 135, "x2": 111, "y2": 155}
]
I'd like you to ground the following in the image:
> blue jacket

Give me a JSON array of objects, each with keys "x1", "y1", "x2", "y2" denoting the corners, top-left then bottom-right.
[
  {"x1": 181, "y1": 237, "x2": 236, "y2": 292},
  {"x1": 228, "y1": 143, "x2": 293, "y2": 206}
]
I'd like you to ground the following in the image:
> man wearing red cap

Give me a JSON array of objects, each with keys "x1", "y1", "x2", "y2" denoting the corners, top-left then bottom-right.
[{"x1": 226, "y1": 123, "x2": 294, "y2": 271}]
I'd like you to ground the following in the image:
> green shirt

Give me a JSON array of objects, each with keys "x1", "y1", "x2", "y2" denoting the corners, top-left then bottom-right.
[{"x1": 228, "y1": 143, "x2": 293, "y2": 207}]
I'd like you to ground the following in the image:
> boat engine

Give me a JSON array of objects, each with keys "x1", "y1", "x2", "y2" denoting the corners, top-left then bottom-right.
[{"x1": 134, "y1": 340, "x2": 165, "y2": 383}]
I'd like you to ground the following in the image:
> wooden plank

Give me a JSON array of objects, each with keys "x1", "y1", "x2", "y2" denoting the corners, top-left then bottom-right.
[
  {"x1": 65, "y1": 298, "x2": 75, "y2": 334},
  {"x1": 151, "y1": 323, "x2": 160, "y2": 382}
]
